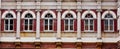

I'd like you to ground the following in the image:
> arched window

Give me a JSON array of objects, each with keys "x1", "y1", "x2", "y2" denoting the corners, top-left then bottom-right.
[
  {"x1": 64, "y1": 13, "x2": 74, "y2": 31},
  {"x1": 84, "y1": 13, "x2": 94, "y2": 31},
  {"x1": 4, "y1": 13, "x2": 14, "y2": 31},
  {"x1": 104, "y1": 13, "x2": 114, "y2": 31},
  {"x1": 44, "y1": 13, "x2": 53, "y2": 31},
  {"x1": 24, "y1": 13, "x2": 33, "y2": 31}
]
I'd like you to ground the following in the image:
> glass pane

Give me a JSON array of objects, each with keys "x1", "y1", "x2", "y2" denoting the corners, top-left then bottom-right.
[
  {"x1": 29, "y1": 19, "x2": 33, "y2": 24},
  {"x1": 65, "y1": 25, "x2": 68, "y2": 30},
  {"x1": 110, "y1": 20, "x2": 113, "y2": 26},
  {"x1": 10, "y1": 25, "x2": 13, "y2": 30},
  {"x1": 25, "y1": 19, "x2": 28, "y2": 24},
  {"x1": 70, "y1": 20, "x2": 73, "y2": 24},
  {"x1": 5, "y1": 20, "x2": 8, "y2": 24},
  {"x1": 70, "y1": 25, "x2": 73, "y2": 30},
  {"x1": 45, "y1": 25, "x2": 48, "y2": 30},
  {"x1": 90, "y1": 20, "x2": 93, "y2": 25},
  {"x1": 90, "y1": 25, "x2": 93, "y2": 30},
  {"x1": 104, "y1": 20, "x2": 108, "y2": 26},
  {"x1": 5, "y1": 24, "x2": 8, "y2": 30},
  {"x1": 29, "y1": 25, "x2": 32, "y2": 30},
  {"x1": 45, "y1": 19, "x2": 48, "y2": 25},
  {"x1": 49, "y1": 25, "x2": 53, "y2": 30},
  {"x1": 85, "y1": 20, "x2": 88, "y2": 25},
  {"x1": 49, "y1": 19, "x2": 53, "y2": 25},
  {"x1": 25, "y1": 25, "x2": 28, "y2": 30},
  {"x1": 10, "y1": 19, "x2": 13, "y2": 24},
  {"x1": 85, "y1": 25, "x2": 88, "y2": 30},
  {"x1": 65, "y1": 20, "x2": 68, "y2": 24},
  {"x1": 105, "y1": 26, "x2": 108, "y2": 30}
]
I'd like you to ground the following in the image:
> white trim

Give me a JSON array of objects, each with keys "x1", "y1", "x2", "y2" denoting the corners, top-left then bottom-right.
[
  {"x1": 21, "y1": 11, "x2": 36, "y2": 19},
  {"x1": 82, "y1": 11, "x2": 96, "y2": 19},
  {"x1": 2, "y1": 11, "x2": 16, "y2": 19},
  {"x1": 62, "y1": 11, "x2": 77, "y2": 18},
  {"x1": 102, "y1": 11, "x2": 116, "y2": 19},
  {"x1": 41, "y1": 10, "x2": 56, "y2": 18}
]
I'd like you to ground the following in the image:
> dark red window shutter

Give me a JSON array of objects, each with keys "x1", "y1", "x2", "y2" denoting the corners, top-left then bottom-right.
[
  {"x1": 81, "y1": 19, "x2": 84, "y2": 31},
  {"x1": 20, "y1": 19, "x2": 23, "y2": 31},
  {"x1": 114, "y1": 19, "x2": 117, "y2": 32},
  {"x1": 61, "y1": 19, "x2": 64, "y2": 31},
  {"x1": 74, "y1": 19, "x2": 77, "y2": 31},
  {"x1": 101, "y1": 20, "x2": 104, "y2": 31},
  {"x1": 40, "y1": 19, "x2": 43, "y2": 31},
  {"x1": 14, "y1": 19, "x2": 17, "y2": 31},
  {"x1": 54, "y1": 19, "x2": 57, "y2": 31},
  {"x1": 33, "y1": 19, "x2": 36, "y2": 31},
  {"x1": 1, "y1": 19, "x2": 4, "y2": 31},
  {"x1": 94, "y1": 19, "x2": 97, "y2": 31}
]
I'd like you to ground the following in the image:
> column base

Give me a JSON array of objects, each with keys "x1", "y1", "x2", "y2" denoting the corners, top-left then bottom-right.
[
  {"x1": 57, "y1": 37, "x2": 61, "y2": 40},
  {"x1": 77, "y1": 38, "x2": 81, "y2": 40},
  {"x1": 36, "y1": 37, "x2": 40, "y2": 39},
  {"x1": 97, "y1": 38, "x2": 102, "y2": 39}
]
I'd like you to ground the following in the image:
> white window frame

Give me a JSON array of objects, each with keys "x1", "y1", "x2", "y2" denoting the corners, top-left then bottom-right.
[
  {"x1": 44, "y1": 14, "x2": 54, "y2": 32},
  {"x1": 84, "y1": 18, "x2": 94, "y2": 32},
  {"x1": 4, "y1": 18, "x2": 14, "y2": 31},
  {"x1": 23, "y1": 14, "x2": 34, "y2": 32},
  {"x1": 104, "y1": 18, "x2": 114, "y2": 32},
  {"x1": 64, "y1": 18, "x2": 74, "y2": 32}
]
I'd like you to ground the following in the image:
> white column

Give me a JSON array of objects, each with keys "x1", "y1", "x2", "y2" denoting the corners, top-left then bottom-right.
[
  {"x1": 77, "y1": 10, "x2": 81, "y2": 39},
  {"x1": 16, "y1": 10, "x2": 21, "y2": 39},
  {"x1": 97, "y1": 10, "x2": 101, "y2": 39},
  {"x1": 57, "y1": 10, "x2": 61, "y2": 39},
  {"x1": 36, "y1": 10, "x2": 40, "y2": 39}
]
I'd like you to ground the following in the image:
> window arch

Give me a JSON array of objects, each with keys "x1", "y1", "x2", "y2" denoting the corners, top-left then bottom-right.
[
  {"x1": 44, "y1": 13, "x2": 53, "y2": 31},
  {"x1": 4, "y1": 13, "x2": 14, "y2": 31},
  {"x1": 64, "y1": 13, "x2": 74, "y2": 31},
  {"x1": 24, "y1": 13, "x2": 34, "y2": 31},
  {"x1": 84, "y1": 13, "x2": 94, "y2": 31},
  {"x1": 104, "y1": 13, "x2": 114, "y2": 32}
]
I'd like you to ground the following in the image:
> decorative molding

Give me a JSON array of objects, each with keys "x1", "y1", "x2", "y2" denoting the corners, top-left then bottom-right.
[
  {"x1": 62, "y1": 10, "x2": 77, "y2": 18},
  {"x1": 82, "y1": 10, "x2": 97, "y2": 19},
  {"x1": 102, "y1": 11, "x2": 117, "y2": 19},
  {"x1": 2, "y1": 10, "x2": 16, "y2": 19},
  {"x1": 21, "y1": 10, "x2": 36, "y2": 19},
  {"x1": 41, "y1": 10, "x2": 56, "y2": 18}
]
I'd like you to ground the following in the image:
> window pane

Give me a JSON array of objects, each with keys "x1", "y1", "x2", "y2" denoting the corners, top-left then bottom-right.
[
  {"x1": 105, "y1": 26, "x2": 108, "y2": 30},
  {"x1": 90, "y1": 25, "x2": 93, "y2": 30},
  {"x1": 85, "y1": 25, "x2": 88, "y2": 30},
  {"x1": 45, "y1": 25, "x2": 48, "y2": 30},
  {"x1": 5, "y1": 24, "x2": 8, "y2": 30},
  {"x1": 104, "y1": 20, "x2": 108, "y2": 26},
  {"x1": 90, "y1": 20, "x2": 93, "y2": 25},
  {"x1": 10, "y1": 19, "x2": 13, "y2": 24},
  {"x1": 5, "y1": 20, "x2": 8, "y2": 24},
  {"x1": 10, "y1": 25, "x2": 13, "y2": 30},
  {"x1": 45, "y1": 19, "x2": 48, "y2": 25},
  {"x1": 85, "y1": 20, "x2": 88, "y2": 25},
  {"x1": 49, "y1": 19, "x2": 53, "y2": 25},
  {"x1": 110, "y1": 20, "x2": 113, "y2": 30},
  {"x1": 25, "y1": 25, "x2": 28, "y2": 30},
  {"x1": 65, "y1": 25, "x2": 68, "y2": 30},
  {"x1": 49, "y1": 25, "x2": 53, "y2": 30},
  {"x1": 70, "y1": 25, "x2": 73, "y2": 30},
  {"x1": 29, "y1": 19, "x2": 33, "y2": 24},
  {"x1": 65, "y1": 20, "x2": 68, "y2": 24},
  {"x1": 29, "y1": 25, "x2": 32, "y2": 30},
  {"x1": 25, "y1": 19, "x2": 28, "y2": 24},
  {"x1": 70, "y1": 20, "x2": 73, "y2": 24}
]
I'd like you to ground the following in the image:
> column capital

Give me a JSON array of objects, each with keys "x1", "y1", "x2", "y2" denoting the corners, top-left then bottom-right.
[
  {"x1": 96, "y1": 9, "x2": 102, "y2": 12},
  {"x1": 35, "y1": 9, "x2": 41, "y2": 12},
  {"x1": 56, "y1": 9, "x2": 62, "y2": 12},
  {"x1": 76, "y1": 9, "x2": 82, "y2": 12},
  {"x1": 16, "y1": 9, "x2": 22, "y2": 12}
]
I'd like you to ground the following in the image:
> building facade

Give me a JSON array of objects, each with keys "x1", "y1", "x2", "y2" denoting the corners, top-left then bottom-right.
[{"x1": 0, "y1": 0, "x2": 120, "y2": 49}]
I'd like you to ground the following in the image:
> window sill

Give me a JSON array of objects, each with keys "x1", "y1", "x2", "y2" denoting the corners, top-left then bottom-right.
[
  {"x1": 63, "y1": 31, "x2": 75, "y2": 33},
  {"x1": 21, "y1": 30, "x2": 35, "y2": 32},
  {"x1": 1, "y1": 31, "x2": 16, "y2": 33},
  {"x1": 104, "y1": 31, "x2": 114, "y2": 33},
  {"x1": 43, "y1": 30, "x2": 55, "y2": 33},
  {"x1": 83, "y1": 30, "x2": 95, "y2": 33}
]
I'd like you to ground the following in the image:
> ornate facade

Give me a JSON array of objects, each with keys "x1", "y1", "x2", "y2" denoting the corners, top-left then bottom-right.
[{"x1": 0, "y1": 0, "x2": 120, "y2": 49}]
